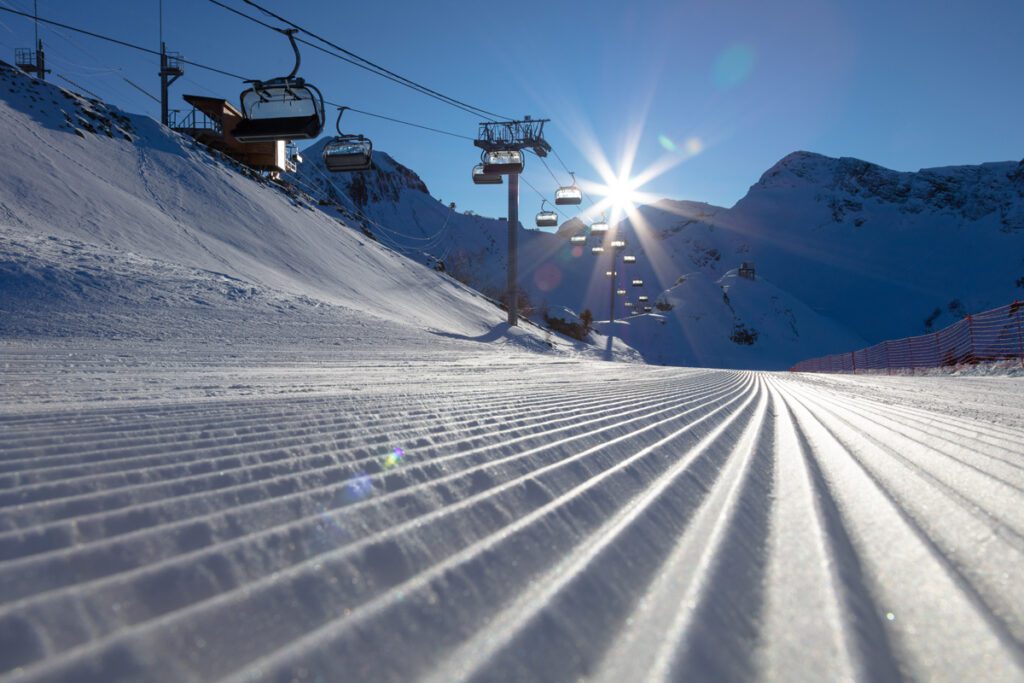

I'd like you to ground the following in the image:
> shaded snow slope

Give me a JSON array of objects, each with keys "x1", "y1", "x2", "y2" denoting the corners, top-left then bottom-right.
[
  {"x1": 621, "y1": 151, "x2": 1024, "y2": 343},
  {"x1": 611, "y1": 270, "x2": 865, "y2": 370},
  {"x1": 1, "y1": 344, "x2": 1022, "y2": 681}
]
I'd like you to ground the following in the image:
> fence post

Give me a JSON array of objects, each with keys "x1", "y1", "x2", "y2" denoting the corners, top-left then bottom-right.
[
  {"x1": 850, "y1": 351, "x2": 856, "y2": 374},
  {"x1": 1015, "y1": 301, "x2": 1024, "y2": 368},
  {"x1": 965, "y1": 314, "x2": 975, "y2": 363}
]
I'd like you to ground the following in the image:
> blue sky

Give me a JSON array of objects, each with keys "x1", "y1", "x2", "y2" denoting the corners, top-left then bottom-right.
[{"x1": 1, "y1": 0, "x2": 1021, "y2": 222}]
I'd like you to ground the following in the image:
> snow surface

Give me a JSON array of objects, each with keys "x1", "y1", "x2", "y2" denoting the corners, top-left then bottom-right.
[
  {"x1": 2, "y1": 64, "x2": 1024, "y2": 682},
  {"x1": 2, "y1": 344, "x2": 1024, "y2": 682}
]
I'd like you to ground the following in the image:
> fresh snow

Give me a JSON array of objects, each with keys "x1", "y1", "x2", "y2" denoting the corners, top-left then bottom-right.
[{"x1": 2, "y1": 63, "x2": 1024, "y2": 682}]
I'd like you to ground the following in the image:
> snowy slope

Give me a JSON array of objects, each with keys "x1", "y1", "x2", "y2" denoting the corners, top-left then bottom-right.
[
  {"x1": 2, "y1": 345, "x2": 1023, "y2": 681},
  {"x1": 0, "y1": 62, "x2": 641, "y2": 360},
  {"x1": 612, "y1": 269, "x2": 866, "y2": 370}
]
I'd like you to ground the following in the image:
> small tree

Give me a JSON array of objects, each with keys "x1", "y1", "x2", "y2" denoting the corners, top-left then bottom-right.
[{"x1": 579, "y1": 309, "x2": 593, "y2": 334}]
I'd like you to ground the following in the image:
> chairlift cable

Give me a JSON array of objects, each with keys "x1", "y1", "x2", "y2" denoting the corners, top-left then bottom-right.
[
  {"x1": 0, "y1": 6, "x2": 250, "y2": 80},
  {"x1": 212, "y1": 0, "x2": 509, "y2": 122},
  {"x1": 202, "y1": 1, "x2": 488, "y2": 120}
]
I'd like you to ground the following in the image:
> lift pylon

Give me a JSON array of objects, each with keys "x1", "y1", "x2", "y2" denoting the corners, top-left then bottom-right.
[{"x1": 472, "y1": 116, "x2": 550, "y2": 326}]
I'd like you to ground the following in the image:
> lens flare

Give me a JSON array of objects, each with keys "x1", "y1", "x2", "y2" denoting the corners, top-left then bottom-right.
[
  {"x1": 345, "y1": 472, "x2": 374, "y2": 501},
  {"x1": 713, "y1": 44, "x2": 756, "y2": 90},
  {"x1": 657, "y1": 134, "x2": 676, "y2": 152},
  {"x1": 382, "y1": 447, "x2": 405, "y2": 470}
]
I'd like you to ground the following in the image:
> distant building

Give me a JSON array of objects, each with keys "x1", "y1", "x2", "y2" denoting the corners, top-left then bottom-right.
[
  {"x1": 170, "y1": 94, "x2": 291, "y2": 175},
  {"x1": 738, "y1": 261, "x2": 756, "y2": 280}
]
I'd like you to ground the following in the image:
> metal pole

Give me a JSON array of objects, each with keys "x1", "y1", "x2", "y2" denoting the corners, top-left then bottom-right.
[
  {"x1": 506, "y1": 173, "x2": 519, "y2": 327},
  {"x1": 608, "y1": 252, "x2": 616, "y2": 326},
  {"x1": 160, "y1": 42, "x2": 168, "y2": 126}
]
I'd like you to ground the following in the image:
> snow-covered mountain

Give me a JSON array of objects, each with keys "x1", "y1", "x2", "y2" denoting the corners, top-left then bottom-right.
[{"x1": 288, "y1": 139, "x2": 1023, "y2": 369}]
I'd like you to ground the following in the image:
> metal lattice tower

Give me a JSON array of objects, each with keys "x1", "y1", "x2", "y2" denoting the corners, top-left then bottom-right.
[{"x1": 473, "y1": 117, "x2": 551, "y2": 156}]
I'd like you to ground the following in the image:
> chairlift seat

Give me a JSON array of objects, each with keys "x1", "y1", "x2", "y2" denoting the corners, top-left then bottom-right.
[
  {"x1": 473, "y1": 164, "x2": 503, "y2": 184},
  {"x1": 324, "y1": 136, "x2": 373, "y2": 172},
  {"x1": 481, "y1": 149, "x2": 524, "y2": 175},
  {"x1": 235, "y1": 80, "x2": 325, "y2": 142},
  {"x1": 555, "y1": 186, "x2": 583, "y2": 205},
  {"x1": 570, "y1": 235, "x2": 587, "y2": 243},
  {"x1": 623, "y1": 255, "x2": 637, "y2": 263},
  {"x1": 638, "y1": 295, "x2": 649, "y2": 302},
  {"x1": 590, "y1": 222, "x2": 609, "y2": 234},
  {"x1": 632, "y1": 279, "x2": 644, "y2": 287},
  {"x1": 536, "y1": 210, "x2": 558, "y2": 227}
]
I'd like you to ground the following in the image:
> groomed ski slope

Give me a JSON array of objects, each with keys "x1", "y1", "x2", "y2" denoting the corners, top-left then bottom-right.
[{"x1": 2, "y1": 344, "x2": 1023, "y2": 682}]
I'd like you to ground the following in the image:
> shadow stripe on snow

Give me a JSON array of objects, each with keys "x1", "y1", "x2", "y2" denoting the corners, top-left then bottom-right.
[
  {"x1": 774, "y1": 380, "x2": 1024, "y2": 681},
  {"x1": 0, "y1": 377, "x2": 710, "y2": 525},
  {"x1": 0, "y1": 376, "x2": 733, "y2": 559},
  {"x1": 0, "y1": 375, "x2": 748, "y2": 677}
]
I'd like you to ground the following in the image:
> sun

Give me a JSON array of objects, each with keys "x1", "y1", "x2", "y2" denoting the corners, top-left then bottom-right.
[{"x1": 605, "y1": 175, "x2": 644, "y2": 219}]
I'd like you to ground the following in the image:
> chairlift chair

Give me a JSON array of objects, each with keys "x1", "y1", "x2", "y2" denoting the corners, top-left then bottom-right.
[
  {"x1": 555, "y1": 173, "x2": 583, "y2": 205},
  {"x1": 233, "y1": 29, "x2": 326, "y2": 143},
  {"x1": 624, "y1": 302, "x2": 634, "y2": 308},
  {"x1": 569, "y1": 234, "x2": 587, "y2": 244},
  {"x1": 472, "y1": 164, "x2": 503, "y2": 185},
  {"x1": 591, "y1": 246, "x2": 605, "y2": 254},
  {"x1": 616, "y1": 289, "x2": 627, "y2": 296},
  {"x1": 643, "y1": 305, "x2": 653, "y2": 313},
  {"x1": 623, "y1": 255, "x2": 637, "y2": 264},
  {"x1": 590, "y1": 220, "x2": 609, "y2": 235},
  {"x1": 322, "y1": 107, "x2": 373, "y2": 172},
  {"x1": 632, "y1": 279, "x2": 644, "y2": 287},
  {"x1": 609, "y1": 239, "x2": 627, "y2": 250},
  {"x1": 481, "y1": 149, "x2": 524, "y2": 175},
  {"x1": 638, "y1": 295, "x2": 649, "y2": 302},
  {"x1": 535, "y1": 200, "x2": 558, "y2": 228}
]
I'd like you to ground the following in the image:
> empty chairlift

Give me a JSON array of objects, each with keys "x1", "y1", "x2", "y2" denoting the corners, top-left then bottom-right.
[
  {"x1": 555, "y1": 173, "x2": 583, "y2": 205},
  {"x1": 472, "y1": 164, "x2": 502, "y2": 185},
  {"x1": 623, "y1": 255, "x2": 637, "y2": 264},
  {"x1": 591, "y1": 246, "x2": 605, "y2": 254},
  {"x1": 481, "y1": 149, "x2": 524, "y2": 175},
  {"x1": 632, "y1": 279, "x2": 644, "y2": 287},
  {"x1": 233, "y1": 29, "x2": 325, "y2": 143},
  {"x1": 638, "y1": 295, "x2": 649, "y2": 302},
  {"x1": 569, "y1": 234, "x2": 587, "y2": 244},
  {"x1": 643, "y1": 305, "x2": 653, "y2": 313},
  {"x1": 322, "y1": 107, "x2": 372, "y2": 172},
  {"x1": 617, "y1": 289, "x2": 627, "y2": 296},
  {"x1": 590, "y1": 216, "x2": 609, "y2": 235},
  {"x1": 536, "y1": 200, "x2": 558, "y2": 228}
]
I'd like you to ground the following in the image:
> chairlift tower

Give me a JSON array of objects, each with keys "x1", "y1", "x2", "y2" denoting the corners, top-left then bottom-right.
[
  {"x1": 474, "y1": 117, "x2": 551, "y2": 327},
  {"x1": 159, "y1": 43, "x2": 184, "y2": 127},
  {"x1": 15, "y1": 2, "x2": 48, "y2": 81}
]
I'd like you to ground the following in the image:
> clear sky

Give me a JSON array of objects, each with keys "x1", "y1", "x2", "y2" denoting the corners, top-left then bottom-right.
[{"x1": 1, "y1": 0, "x2": 1022, "y2": 223}]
